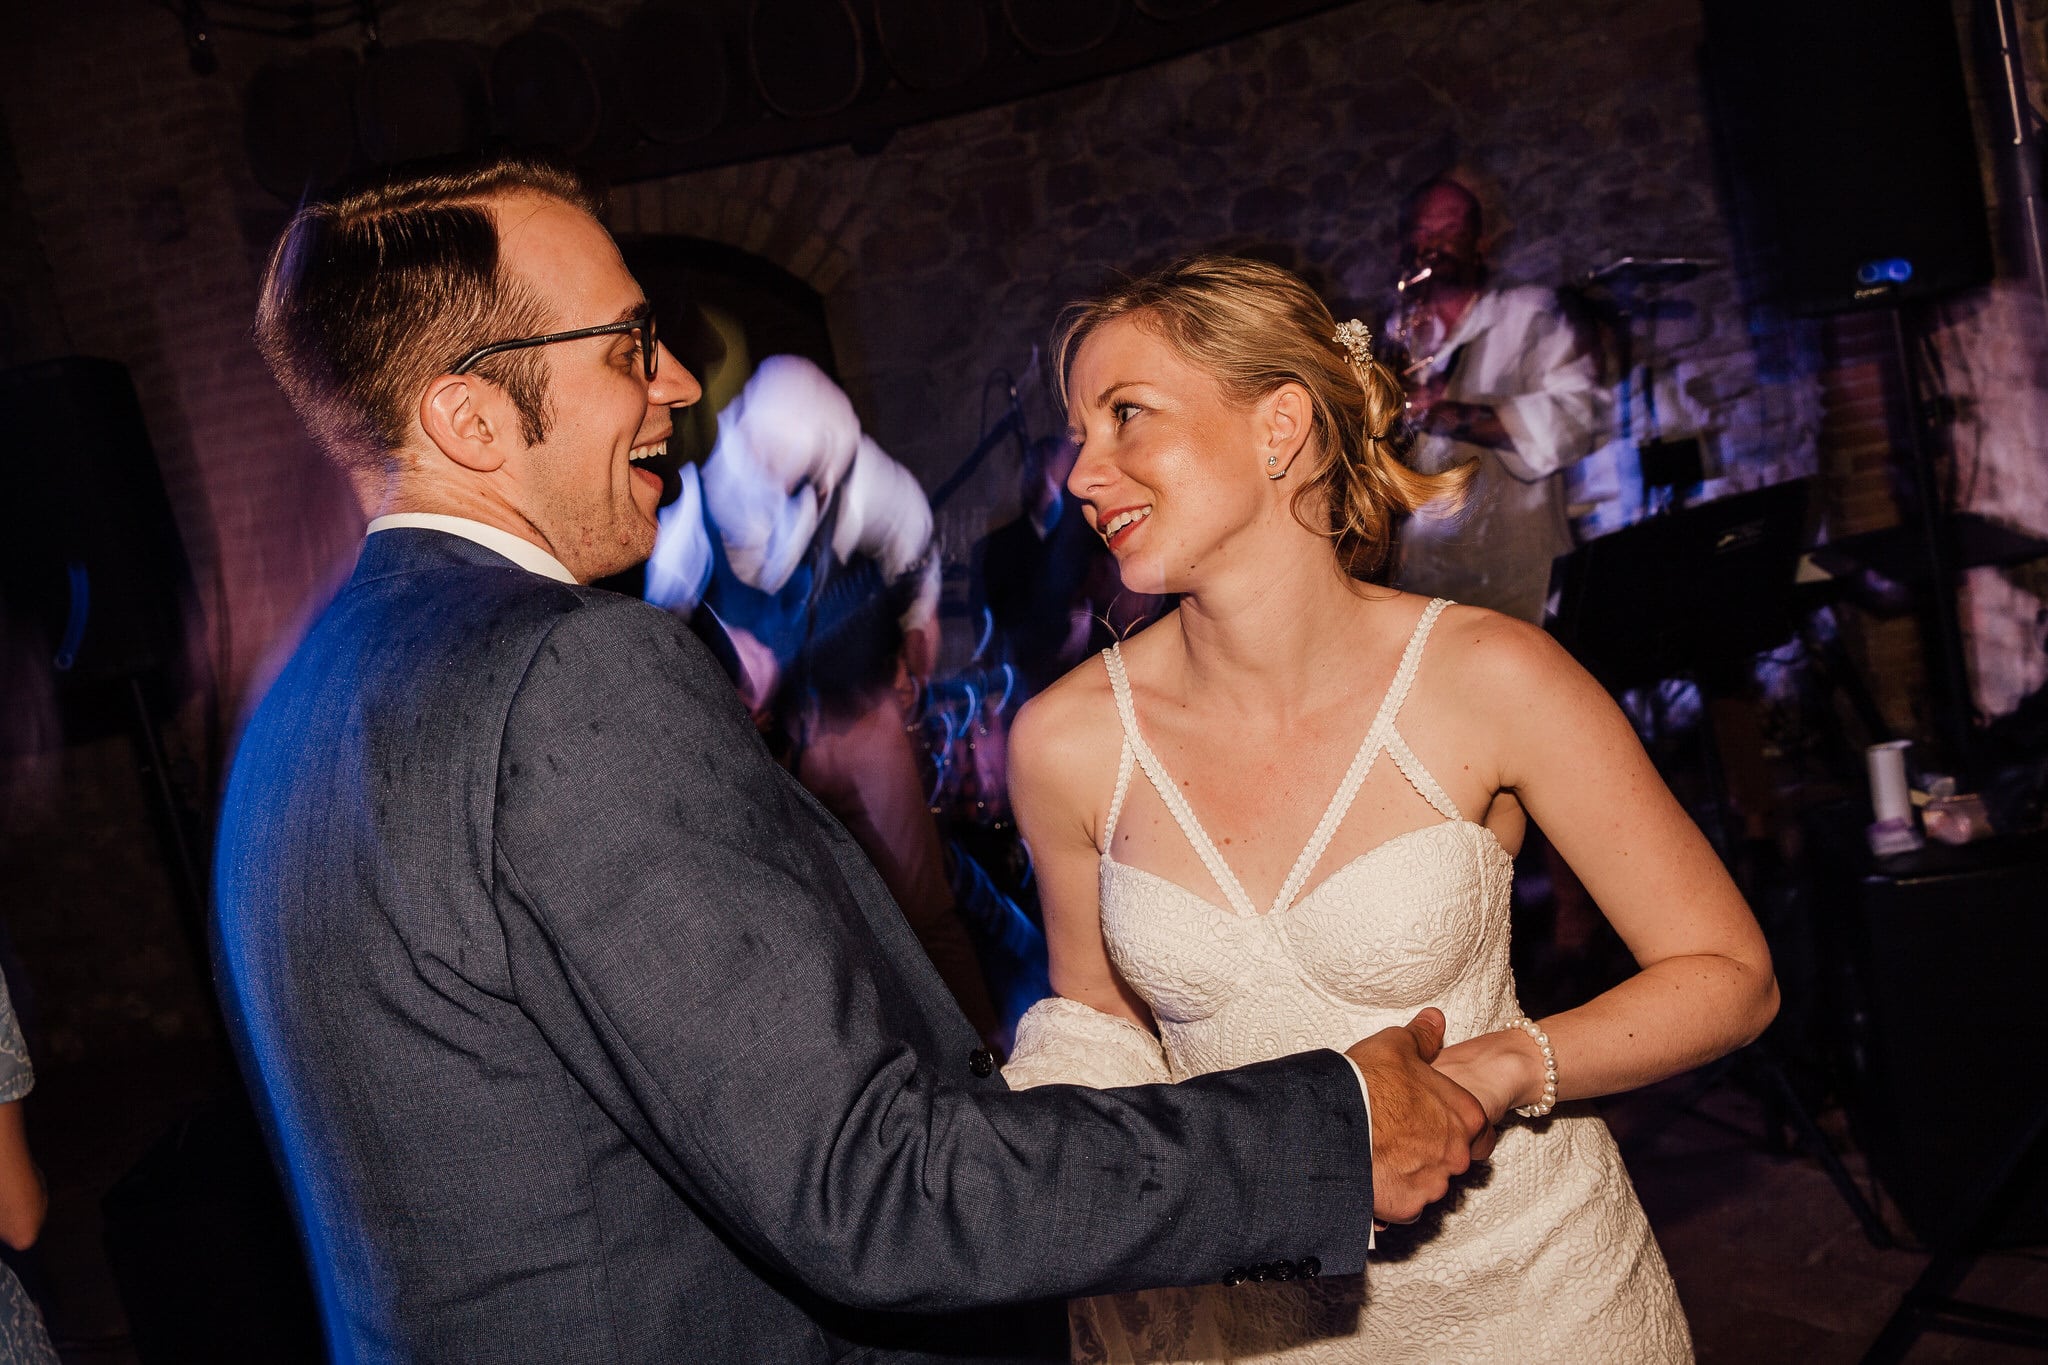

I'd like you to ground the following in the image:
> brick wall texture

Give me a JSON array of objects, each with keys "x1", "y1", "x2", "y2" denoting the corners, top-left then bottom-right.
[{"x1": 2, "y1": 0, "x2": 2045, "y2": 1054}]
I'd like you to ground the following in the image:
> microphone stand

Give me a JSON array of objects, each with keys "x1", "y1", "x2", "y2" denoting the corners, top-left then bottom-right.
[{"x1": 931, "y1": 373, "x2": 1029, "y2": 513}]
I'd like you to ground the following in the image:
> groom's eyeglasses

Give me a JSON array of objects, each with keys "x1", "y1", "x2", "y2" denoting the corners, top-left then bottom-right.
[{"x1": 451, "y1": 308, "x2": 659, "y2": 381}]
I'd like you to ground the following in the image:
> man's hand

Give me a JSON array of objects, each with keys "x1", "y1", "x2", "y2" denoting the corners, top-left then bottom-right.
[{"x1": 1346, "y1": 1008, "x2": 1495, "y2": 1225}]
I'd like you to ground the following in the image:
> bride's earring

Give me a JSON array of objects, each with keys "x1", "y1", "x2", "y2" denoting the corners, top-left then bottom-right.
[{"x1": 1266, "y1": 454, "x2": 1286, "y2": 480}]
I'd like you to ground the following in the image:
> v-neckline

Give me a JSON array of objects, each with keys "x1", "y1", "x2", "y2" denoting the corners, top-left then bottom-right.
[
  {"x1": 1105, "y1": 599, "x2": 1449, "y2": 918},
  {"x1": 1102, "y1": 819, "x2": 1505, "y2": 922}
]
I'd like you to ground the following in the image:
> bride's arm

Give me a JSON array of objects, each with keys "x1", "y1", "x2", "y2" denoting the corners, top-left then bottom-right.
[
  {"x1": 1007, "y1": 679, "x2": 1157, "y2": 1033},
  {"x1": 1431, "y1": 614, "x2": 1780, "y2": 1120}
]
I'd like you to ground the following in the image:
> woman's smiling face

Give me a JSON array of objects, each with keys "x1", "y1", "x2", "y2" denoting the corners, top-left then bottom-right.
[{"x1": 1063, "y1": 313, "x2": 1280, "y2": 597}]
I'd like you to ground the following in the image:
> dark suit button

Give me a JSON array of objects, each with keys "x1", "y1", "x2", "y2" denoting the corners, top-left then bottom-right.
[
  {"x1": 1270, "y1": 1260, "x2": 1296, "y2": 1281},
  {"x1": 968, "y1": 1048, "x2": 996, "y2": 1078},
  {"x1": 1221, "y1": 1267, "x2": 1244, "y2": 1286},
  {"x1": 1299, "y1": 1257, "x2": 1321, "y2": 1279}
]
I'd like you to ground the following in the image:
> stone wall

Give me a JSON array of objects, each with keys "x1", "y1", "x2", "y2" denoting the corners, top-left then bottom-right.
[
  {"x1": 4, "y1": 0, "x2": 2047, "y2": 1058},
  {"x1": 1936, "y1": 0, "x2": 2048, "y2": 717},
  {"x1": 618, "y1": 0, "x2": 1821, "y2": 546},
  {"x1": 3, "y1": 0, "x2": 1839, "y2": 715}
]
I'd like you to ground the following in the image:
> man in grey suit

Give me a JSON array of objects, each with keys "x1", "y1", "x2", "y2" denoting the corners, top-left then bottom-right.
[{"x1": 214, "y1": 156, "x2": 1490, "y2": 1363}]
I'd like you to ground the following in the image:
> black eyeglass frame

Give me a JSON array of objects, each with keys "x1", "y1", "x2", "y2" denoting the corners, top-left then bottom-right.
[{"x1": 450, "y1": 309, "x2": 659, "y2": 381}]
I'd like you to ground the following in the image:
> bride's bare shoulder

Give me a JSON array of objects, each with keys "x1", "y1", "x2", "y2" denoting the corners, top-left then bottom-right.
[
  {"x1": 1009, "y1": 650, "x2": 1120, "y2": 785},
  {"x1": 1007, "y1": 650, "x2": 1138, "y2": 822},
  {"x1": 1427, "y1": 601, "x2": 1595, "y2": 710}
]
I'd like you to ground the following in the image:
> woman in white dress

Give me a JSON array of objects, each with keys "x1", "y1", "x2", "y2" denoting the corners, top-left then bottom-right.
[{"x1": 1001, "y1": 255, "x2": 1778, "y2": 1363}]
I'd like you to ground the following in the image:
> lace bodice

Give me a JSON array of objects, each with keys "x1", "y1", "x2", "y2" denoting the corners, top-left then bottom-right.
[
  {"x1": 1097, "y1": 600, "x2": 1524, "y2": 1076},
  {"x1": 1013, "y1": 599, "x2": 1691, "y2": 1363}
]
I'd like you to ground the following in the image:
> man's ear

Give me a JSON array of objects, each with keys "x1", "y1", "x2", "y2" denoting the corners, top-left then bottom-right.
[
  {"x1": 419, "y1": 374, "x2": 510, "y2": 474},
  {"x1": 1262, "y1": 382, "x2": 1315, "y2": 478}
]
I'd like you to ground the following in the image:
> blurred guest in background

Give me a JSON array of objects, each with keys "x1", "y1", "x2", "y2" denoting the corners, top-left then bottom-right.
[
  {"x1": 786, "y1": 556, "x2": 1007, "y2": 1051},
  {"x1": 647, "y1": 354, "x2": 862, "y2": 708},
  {"x1": 1390, "y1": 174, "x2": 1609, "y2": 624},
  {"x1": 970, "y1": 434, "x2": 1158, "y2": 699},
  {"x1": 0, "y1": 623, "x2": 58, "y2": 1365},
  {"x1": 646, "y1": 356, "x2": 1019, "y2": 1043},
  {"x1": 650, "y1": 357, "x2": 941, "y2": 709},
  {"x1": 0, "y1": 973, "x2": 55, "y2": 1365}
]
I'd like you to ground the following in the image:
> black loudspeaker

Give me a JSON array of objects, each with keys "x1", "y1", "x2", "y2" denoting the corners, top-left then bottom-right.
[
  {"x1": 0, "y1": 358, "x2": 196, "y2": 702},
  {"x1": 1546, "y1": 478, "x2": 1811, "y2": 690},
  {"x1": 1703, "y1": 0, "x2": 1994, "y2": 315},
  {"x1": 1823, "y1": 831, "x2": 2048, "y2": 1246}
]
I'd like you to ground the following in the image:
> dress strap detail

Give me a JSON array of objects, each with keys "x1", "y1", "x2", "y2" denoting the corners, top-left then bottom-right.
[
  {"x1": 1102, "y1": 741, "x2": 1136, "y2": 849},
  {"x1": 1387, "y1": 731, "x2": 1465, "y2": 824},
  {"x1": 1268, "y1": 598, "x2": 1454, "y2": 915},
  {"x1": 1100, "y1": 648, "x2": 1137, "y2": 849},
  {"x1": 1101, "y1": 646, "x2": 1260, "y2": 918},
  {"x1": 1381, "y1": 597, "x2": 1450, "y2": 727},
  {"x1": 1270, "y1": 734, "x2": 1385, "y2": 916}
]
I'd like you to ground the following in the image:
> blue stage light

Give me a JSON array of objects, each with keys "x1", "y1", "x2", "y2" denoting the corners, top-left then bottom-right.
[{"x1": 1856, "y1": 258, "x2": 1916, "y2": 287}]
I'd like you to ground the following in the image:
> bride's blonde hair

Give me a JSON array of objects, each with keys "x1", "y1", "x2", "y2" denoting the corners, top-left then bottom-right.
[{"x1": 1052, "y1": 254, "x2": 1469, "y2": 583}]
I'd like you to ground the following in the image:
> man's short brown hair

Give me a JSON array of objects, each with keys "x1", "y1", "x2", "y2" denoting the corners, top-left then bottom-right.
[{"x1": 254, "y1": 155, "x2": 603, "y2": 472}]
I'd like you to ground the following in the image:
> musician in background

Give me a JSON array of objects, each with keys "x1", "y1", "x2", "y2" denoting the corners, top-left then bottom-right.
[{"x1": 1391, "y1": 174, "x2": 1610, "y2": 623}]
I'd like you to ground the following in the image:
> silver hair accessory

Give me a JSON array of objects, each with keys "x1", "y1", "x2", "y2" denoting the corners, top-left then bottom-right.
[{"x1": 1332, "y1": 319, "x2": 1375, "y2": 370}]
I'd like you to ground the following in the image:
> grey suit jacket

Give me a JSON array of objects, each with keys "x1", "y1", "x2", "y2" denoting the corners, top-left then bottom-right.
[{"x1": 213, "y1": 529, "x2": 1372, "y2": 1364}]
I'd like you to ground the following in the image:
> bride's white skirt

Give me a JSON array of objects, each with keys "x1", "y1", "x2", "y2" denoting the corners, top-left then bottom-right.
[
  {"x1": 1069, "y1": 1112, "x2": 1690, "y2": 1364},
  {"x1": 1007, "y1": 1002, "x2": 1691, "y2": 1365}
]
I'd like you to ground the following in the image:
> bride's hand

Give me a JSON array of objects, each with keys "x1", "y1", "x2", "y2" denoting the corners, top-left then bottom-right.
[{"x1": 1431, "y1": 1030, "x2": 1548, "y2": 1129}]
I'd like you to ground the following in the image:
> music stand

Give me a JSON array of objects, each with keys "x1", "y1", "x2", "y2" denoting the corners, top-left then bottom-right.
[
  {"x1": 1548, "y1": 478, "x2": 1814, "y2": 690},
  {"x1": 1581, "y1": 256, "x2": 1721, "y2": 518}
]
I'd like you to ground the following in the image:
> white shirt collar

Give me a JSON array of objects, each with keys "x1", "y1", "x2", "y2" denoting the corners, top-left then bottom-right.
[
  {"x1": 365, "y1": 513, "x2": 578, "y2": 584},
  {"x1": 1433, "y1": 286, "x2": 1503, "y2": 370}
]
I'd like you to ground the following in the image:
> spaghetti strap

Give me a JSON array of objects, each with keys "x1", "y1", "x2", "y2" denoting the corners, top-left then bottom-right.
[
  {"x1": 1101, "y1": 646, "x2": 1261, "y2": 918},
  {"x1": 1102, "y1": 741, "x2": 1136, "y2": 850},
  {"x1": 1097, "y1": 649, "x2": 1137, "y2": 851},
  {"x1": 1382, "y1": 598, "x2": 1451, "y2": 722},
  {"x1": 1376, "y1": 598, "x2": 1464, "y2": 823},
  {"x1": 1098, "y1": 599, "x2": 1460, "y2": 918},
  {"x1": 1270, "y1": 598, "x2": 1455, "y2": 914},
  {"x1": 1388, "y1": 732, "x2": 1464, "y2": 824}
]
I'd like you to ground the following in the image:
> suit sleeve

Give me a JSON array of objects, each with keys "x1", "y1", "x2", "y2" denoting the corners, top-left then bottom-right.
[{"x1": 489, "y1": 597, "x2": 1372, "y2": 1313}]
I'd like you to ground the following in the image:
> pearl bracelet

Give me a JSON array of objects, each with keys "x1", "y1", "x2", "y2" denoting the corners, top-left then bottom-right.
[{"x1": 1508, "y1": 1016, "x2": 1558, "y2": 1118}]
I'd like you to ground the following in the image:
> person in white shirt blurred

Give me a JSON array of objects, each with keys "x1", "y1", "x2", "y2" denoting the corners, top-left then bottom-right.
[
  {"x1": 645, "y1": 357, "x2": 1001, "y2": 1044},
  {"x1": 1392, "y1": 175, "x2": 1610, "y2": 624}
]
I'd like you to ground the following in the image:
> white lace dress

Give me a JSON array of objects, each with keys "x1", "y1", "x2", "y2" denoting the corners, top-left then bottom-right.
[{"x1": 1005, "y1": 600, "x2": 1692, "y2": 1363}]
